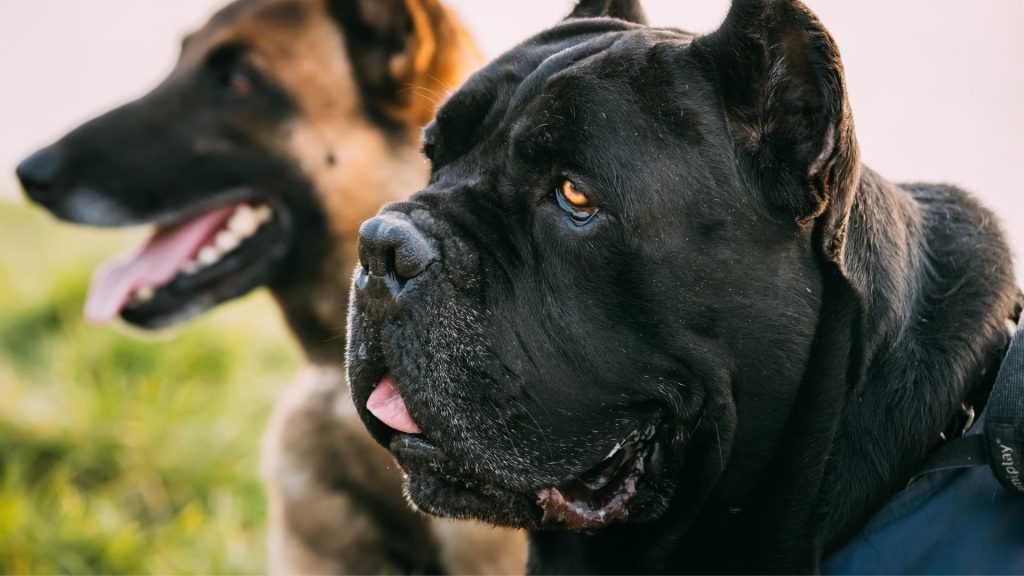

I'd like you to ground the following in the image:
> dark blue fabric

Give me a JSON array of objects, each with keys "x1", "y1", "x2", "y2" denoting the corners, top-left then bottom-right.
[
  {"x1": 825, "y1": 319, "x2": 1024, "y2": 574},
  {"x1": 824, "y1": 425, "x2": 1024, "y2": 574}
]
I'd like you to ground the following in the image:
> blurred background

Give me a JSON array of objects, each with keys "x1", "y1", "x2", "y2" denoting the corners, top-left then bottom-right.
[{"x1": 0, "y1": 0, "x2": 1020, "y2": 573}]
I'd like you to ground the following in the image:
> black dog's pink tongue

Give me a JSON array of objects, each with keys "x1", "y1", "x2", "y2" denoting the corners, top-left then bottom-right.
[{"x1": 366, "y1": 375, "x2": 422, "y2": 434}]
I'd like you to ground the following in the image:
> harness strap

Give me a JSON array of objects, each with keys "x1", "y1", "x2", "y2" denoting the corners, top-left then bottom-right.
[
  {"x1": 911, "y1": 317, "x2": 1024, "y2": 494},
  {"x1": 987, "y1": 316, "x2": 1024, "y2": 493}
]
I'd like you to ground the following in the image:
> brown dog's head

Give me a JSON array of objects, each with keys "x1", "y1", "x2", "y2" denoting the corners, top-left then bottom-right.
[{"x1": 16, "y1": 0, "x2": 478, "y2": 352}]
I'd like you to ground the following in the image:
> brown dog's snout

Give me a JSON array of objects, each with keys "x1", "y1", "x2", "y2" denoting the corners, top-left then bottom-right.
[
  {"x1": 16, "y1": 145, "x2": 64, "y2": 205},
  {"x1": 357, "y1": 213, "x2": 437, "y2": 303}
]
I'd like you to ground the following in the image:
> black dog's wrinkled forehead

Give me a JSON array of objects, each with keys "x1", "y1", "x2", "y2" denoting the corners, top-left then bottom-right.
[{"x1": 426, "y1": 18, "x2": 696, "y2": 166}]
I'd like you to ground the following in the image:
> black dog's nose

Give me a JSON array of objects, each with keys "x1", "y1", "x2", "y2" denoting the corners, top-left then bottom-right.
[
  {"x1": 16, "y1": 146, "x2": 64, "y2": 203},
  {"x1": 357, "y1": 213, "x2": 437, "y2": 300}
]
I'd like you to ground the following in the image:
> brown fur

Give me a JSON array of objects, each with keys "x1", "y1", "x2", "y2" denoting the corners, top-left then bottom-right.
[{"x1": 176, "y1": 1, "x2": 526, "y2": 573}]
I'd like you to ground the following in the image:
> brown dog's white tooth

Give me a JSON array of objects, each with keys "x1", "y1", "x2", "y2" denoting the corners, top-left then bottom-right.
[
  {"x1": 215, "y1": 230, "x2": 241, "y2": 252},
  {"x1": 134, "y1": 285, "x2": 155, "y2": 303},
  {"x1": 227, "y1": 205, "x2": 258, "y2": 237},
  {"x1": 253, "y1": 204, "x2": 273, "y2": 225},
  {"x1": 197, "y1": 246, "x2": 220, "y2": 266}
]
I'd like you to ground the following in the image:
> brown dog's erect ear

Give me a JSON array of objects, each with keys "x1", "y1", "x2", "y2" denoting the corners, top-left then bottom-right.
[
  {"x1": 328, "y1": 0, "x2": 480, "y2": 126},
  {"x1": 567, "y1": 0, "x2": 647, "y2": 24},
  {"x1": 694, "y1": 0, "x2": 859, "y2": 264}
]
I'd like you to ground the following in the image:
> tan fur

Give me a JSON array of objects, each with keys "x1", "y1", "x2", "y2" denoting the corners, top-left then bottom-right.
[
  {"x1": 431, "y1": 519, "x2": 529, "y2": 575},
  {"x1": 179, "y1": 1, "x2": 525, "y2": 573},
  {"x1": 262, "y1": 367, "x2": 436, "y2": 574},
  {"x1": 385, "y1": 0, "x2": 481, "y2": 126}
]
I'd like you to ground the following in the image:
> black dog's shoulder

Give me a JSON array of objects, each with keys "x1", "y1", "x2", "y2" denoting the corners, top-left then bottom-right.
[
  {"x1": 823, "y1": 170, "x2": 1018, "y2": 545},
  {"x1": 909, "y1": 180, "x2": 1016, "y2": 324}
]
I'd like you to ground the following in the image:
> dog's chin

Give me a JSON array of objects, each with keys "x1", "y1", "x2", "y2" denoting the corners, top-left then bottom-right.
[
  {"x1": 390, "y1": 422, "x2": 679, "y2": 532},
  {"x1": 390, "y1": 435, "x2": 543, "y2": 528}
]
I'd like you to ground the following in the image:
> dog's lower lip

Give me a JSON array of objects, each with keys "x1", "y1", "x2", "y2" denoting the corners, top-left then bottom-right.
[
  {"x1": 389, "y1": 434, "x2": 457, "y2": 478},
  {"x1": 390, "y1": 433, "x2": 444, "y2": 459}
]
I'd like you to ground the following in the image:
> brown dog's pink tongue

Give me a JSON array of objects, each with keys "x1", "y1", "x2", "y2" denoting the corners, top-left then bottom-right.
[
  {"x1": 84, "y1": 205, "x2": 239, "y2": 325},
  {"x1": 366, "y1": 375, "x2": 422, "y2": 434}
]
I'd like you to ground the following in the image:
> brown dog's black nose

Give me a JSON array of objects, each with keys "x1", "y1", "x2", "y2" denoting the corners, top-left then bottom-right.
[
  {"x1": 357, "y1": 213, "x2": 437, "y2": 301},
  {"x1": 16, "y1": 146, "x2": 63, "y2": 204}
]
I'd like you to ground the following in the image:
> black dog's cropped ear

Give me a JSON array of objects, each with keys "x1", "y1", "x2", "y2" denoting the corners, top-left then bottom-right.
[
  {"x1": 694, "y1": 0, "x2": 859, "y2": 264},
  {"x1": 328, "y1": 0, "x2": 480, "y2": 126},
  {"x1": 567, "y1": 0, "x2": 647, "y2": 24}
]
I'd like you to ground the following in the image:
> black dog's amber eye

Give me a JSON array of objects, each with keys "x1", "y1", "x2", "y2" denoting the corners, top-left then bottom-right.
[
  {"x1": 556, "y1": 179, "x2": 599, "y2": 225},
  {"x1": 560, "y1": 180, "x2": 589, "y2": 208}
]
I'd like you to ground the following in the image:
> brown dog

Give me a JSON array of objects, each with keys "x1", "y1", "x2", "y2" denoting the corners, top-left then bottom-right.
[{"x1": 16, "y1": 0, "x2": 525, "y2": 573}]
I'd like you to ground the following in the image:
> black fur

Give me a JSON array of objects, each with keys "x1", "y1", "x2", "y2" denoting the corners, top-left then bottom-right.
[
  {"x1": 568, "y1": 0, "x2": 648, "y2": 24},
  {"x1": 346, "y1": 0, "x2": 1020, "y2": 572}
]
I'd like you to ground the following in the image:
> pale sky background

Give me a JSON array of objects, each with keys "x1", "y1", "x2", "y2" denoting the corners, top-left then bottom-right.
[{"x1": 0, "y1": 0, "x2": 1021, "y2": 281}]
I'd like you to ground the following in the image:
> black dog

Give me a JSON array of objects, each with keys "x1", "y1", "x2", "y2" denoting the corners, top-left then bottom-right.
[{"x1": 347, "y1": 0, "x2": 1021, "y2": 572}]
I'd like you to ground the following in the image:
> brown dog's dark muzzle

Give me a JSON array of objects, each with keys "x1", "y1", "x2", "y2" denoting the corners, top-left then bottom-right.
[{"x1": 16, "y1": 145, "x2": 64, "y2": 208}]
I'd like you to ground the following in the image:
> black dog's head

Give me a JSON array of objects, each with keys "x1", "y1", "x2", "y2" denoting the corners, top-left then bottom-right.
[
  {"x1": 348, "y1": 0, "x2": 862, "y2": 534},
  {"x1": 16, "y1": 0, "x2": 478, "y2": 339}
]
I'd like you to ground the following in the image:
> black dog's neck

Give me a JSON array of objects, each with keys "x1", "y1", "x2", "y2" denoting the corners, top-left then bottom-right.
[{"x1": 528, "y1": 166, "x2": 1018, "y2": 574}]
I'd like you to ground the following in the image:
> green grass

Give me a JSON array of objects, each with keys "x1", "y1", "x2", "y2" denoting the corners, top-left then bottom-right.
[{"x1": 0, "y1": 201, "x2": 302, "y2": 574}]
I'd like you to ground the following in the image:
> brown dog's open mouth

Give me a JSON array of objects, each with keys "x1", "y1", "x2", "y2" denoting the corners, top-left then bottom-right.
[{"x1": 85, "y1": 199, "x2": 291, "y2": 329}]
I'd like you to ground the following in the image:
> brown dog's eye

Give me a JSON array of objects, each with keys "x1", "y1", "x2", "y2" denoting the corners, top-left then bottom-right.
[
  {"x1": 227, "y1": 69, "x2": 253, "y2": 96},
  {"x1": 555, "y1": 179, "x2": 599, "y2": 225}
]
